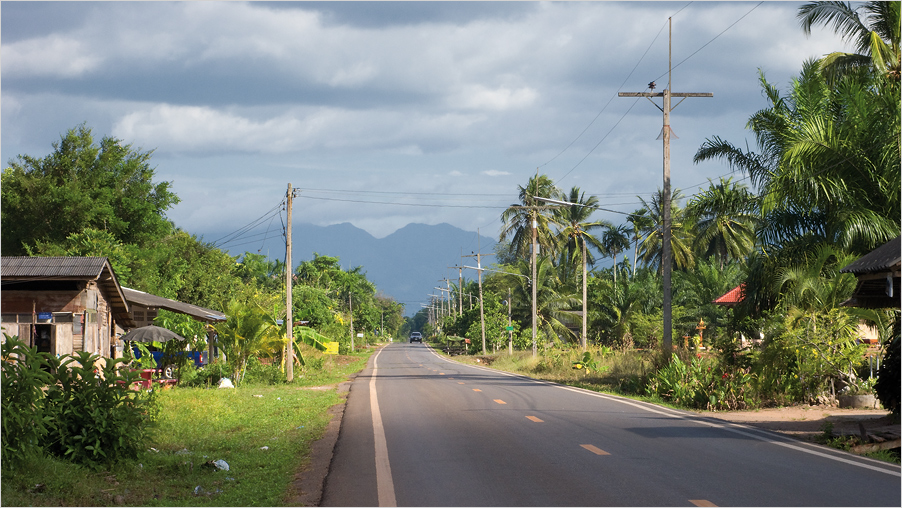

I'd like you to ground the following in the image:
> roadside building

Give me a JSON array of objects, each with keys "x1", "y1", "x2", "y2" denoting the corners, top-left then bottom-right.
[{"x1": 1, "y1": 256, "x2": 135, "y2": 358}]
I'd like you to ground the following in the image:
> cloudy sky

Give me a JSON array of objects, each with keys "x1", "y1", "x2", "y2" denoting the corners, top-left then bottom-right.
[{"x1": 2, "y1": 1, "x2": 842, "y2": 250}]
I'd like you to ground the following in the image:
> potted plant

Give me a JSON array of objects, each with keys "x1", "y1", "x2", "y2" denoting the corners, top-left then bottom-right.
[{"x1": 837, "y1": 377, "x2": 880, "y2": 409}]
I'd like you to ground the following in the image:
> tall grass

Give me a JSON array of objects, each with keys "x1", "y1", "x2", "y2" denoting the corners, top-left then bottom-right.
[
  {"x1": 1, "y1": 349, "x2": 373, "y2": 507},
  {"x1": 461, "y1": 347, "x2": 656, "y2": 397}
]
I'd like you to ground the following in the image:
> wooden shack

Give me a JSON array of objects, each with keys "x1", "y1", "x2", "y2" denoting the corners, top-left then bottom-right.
[{"x1": 1, "y1": 256, "x2": 135, "y2": 358}]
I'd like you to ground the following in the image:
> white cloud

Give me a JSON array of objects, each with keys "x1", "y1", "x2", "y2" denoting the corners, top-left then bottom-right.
[
  {"x1": 3, "y1": 35, "x2": 102, "y2": 77},
  {"x1": 451, "y1": 85, "x2": 539, "y2": 111},
  {"x1": 482, "y1": 170, "x2": 511, "y2": 177},
  {"x1": 112, "y1": 104, "x2": 304, "y2": 153}
]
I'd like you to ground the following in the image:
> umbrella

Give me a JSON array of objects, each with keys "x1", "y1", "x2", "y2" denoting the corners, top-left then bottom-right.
[{"x1": 121, "y1": 325, "x2": 185, "y2": 343}]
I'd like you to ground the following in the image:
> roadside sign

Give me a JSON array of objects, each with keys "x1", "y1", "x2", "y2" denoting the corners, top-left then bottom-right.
[
  {"x1": 325, "y1": 341, "x2": 339, "y2": 355},
  {"x1": 505, "y1": 326, "x2": 514, "y2": 331}
]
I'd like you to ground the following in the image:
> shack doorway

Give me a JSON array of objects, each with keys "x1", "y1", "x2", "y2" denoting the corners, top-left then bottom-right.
[{"x1": 35, "y1": 324, "x2": 54, "y2": 354}]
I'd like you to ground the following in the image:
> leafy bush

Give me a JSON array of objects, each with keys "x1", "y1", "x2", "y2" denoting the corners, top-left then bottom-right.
[
  {"x1": 43, "y1": 351, "x2": 158, "y2": 468},
  {"x1": 181, "y1": 361, "x2": 231, "y2": 388},
  {"x1": 2, "y1": 336, "x2": 158, "y2": 470},
  {"x1": 242, "y1": 356, "x2": 286, "y2": 385},
  {"x1": 1, "y1": 335, "x2": 53, "y2": 467},
  {"x1": 646, "y1": 353, "x2": 755, "y2": 410}
]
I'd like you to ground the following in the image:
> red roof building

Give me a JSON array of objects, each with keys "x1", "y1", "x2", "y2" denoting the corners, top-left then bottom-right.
[{"x1": 713, "y1": 284, "x2": 745, "y2": 308}]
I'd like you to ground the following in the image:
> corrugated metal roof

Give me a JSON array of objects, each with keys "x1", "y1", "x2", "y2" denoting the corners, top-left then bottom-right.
[
  {"x1": 1, "y1": 256, "x2": 135, "y2": 328},
  {"x1": 841, "y1": 236, "x2": 901, "y2": 274},
  {"x1": 121, "y1": 287, "x2": 226, "y2": 323},
  {"x1": 2, "y1": 256, "x2": 109, "y2": 278}
]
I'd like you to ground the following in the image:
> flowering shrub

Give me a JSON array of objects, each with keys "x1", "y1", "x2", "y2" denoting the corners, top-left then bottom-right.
[{"x1": 645, "y1": 353, "x2": 755, "y2": 410}]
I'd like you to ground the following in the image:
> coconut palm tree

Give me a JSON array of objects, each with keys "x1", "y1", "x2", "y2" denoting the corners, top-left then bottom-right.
[
  {"x1": 695, "y1": 60, "x2": 899, "y2": 257},
  {"x1": 500, "y1": 174, "x2": 563, "y2": 262},
  {"x1": 627, "y1": 209, "x2": 654, "y2": 279},
  {"x1": 685, "y1": 177, "x2": 758, "y2": 270},
  {"x1": 601, "y1": 224, "x2": 631, "y2": 284},
  {"x1": 552, "y1": 186, "x2": 609, "y2": 349},
  {"x1": 798, "y1": 1, "x2": 900, "y2": 83},
  {"x1": 636, "y1": 189, "x2": 695, "y2": 272},
  {"x1": 506, "y1": 256, "x2": 581, "y2": 347}
]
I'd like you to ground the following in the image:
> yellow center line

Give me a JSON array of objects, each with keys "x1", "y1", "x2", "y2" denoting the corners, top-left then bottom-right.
[
  {"x1": 472, "y1": 389, "x2": 482, "y2": 392},
  {"x1": 458, "y1": 382, "x2": 465, "y2": 385},
  {"x1": 440, "y1": 373, "x2": 445, "y2": 375},
  {"x1": 494, "y1": 399, "x2": 507, "y2": 405},
  {"x1": 580, "y1": 444, "x2": 610, "y2": 456},
  {"x1": 690, "y1": 501, "x2": 717, "y2": 507},
  {"x1": 526, "y1": 416, "x2": 544, "y2": 423}
]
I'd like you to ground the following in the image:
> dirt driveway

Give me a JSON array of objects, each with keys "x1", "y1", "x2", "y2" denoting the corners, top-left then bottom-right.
[{"x1": 696, "y1": 405, "x2": 899, "y2": 444}]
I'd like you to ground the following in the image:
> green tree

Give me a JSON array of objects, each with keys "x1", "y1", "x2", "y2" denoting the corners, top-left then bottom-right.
[
  {"x1": 2, "y1": 124, "x2": 179, "y2": 256},
  {"x1": 601, "y1": 224, "x2": 631, "y2": 285},
  {"x1": 685, "y1": 177, "x2": 758, "y2": 270},
  {"x1": 695, "y1": 61, "x2": 899, "y2": 257},
  {"x1": 637, "y1": 189, "x2": 695, "y2": 272},
  {"x1": 500, "y1": 174, "x2": 563, "y2": 262},
  {"x1": 798, "y1": 1, "x2": 900, "y2": 83},
  {"x1": 236, "y1": 252, "x2": 285, "y2": 292},
  {"x1": 626, "y1": 209, "x2": 654, "y2": 278},
  {"x1": 552, "y1": 186, "x2": 609, "y2": 350},
  {"x1": 505, "y1": 257, "x2": 581, "y2": 347},
  {"x1": 212, "y1": 297, "x2": 278, "y2": 383}
]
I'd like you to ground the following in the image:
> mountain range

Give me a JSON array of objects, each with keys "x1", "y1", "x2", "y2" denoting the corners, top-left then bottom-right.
[{"x1": 215, "y1": 222, "x2": 497, "y2": 316}]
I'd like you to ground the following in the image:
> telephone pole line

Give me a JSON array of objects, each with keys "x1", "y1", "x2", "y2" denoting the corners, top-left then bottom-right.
[
  {"x1": 618, "y1": 17, "x2": 712, "y2": 353},
  {"x1": 285, "y1": 184, "x2": 295, "y2": 382}
]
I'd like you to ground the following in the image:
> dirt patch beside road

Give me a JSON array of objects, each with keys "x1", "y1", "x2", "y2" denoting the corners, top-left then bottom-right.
[{"x1": 696, "y1": 405, "x2": 900, "y2": 445}]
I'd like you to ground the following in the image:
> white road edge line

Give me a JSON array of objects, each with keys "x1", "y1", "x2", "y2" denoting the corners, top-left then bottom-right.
[
  {"x1": 427, "y1": 346, "x2": 901, "y2": 478},
  {"x1": 371, "y1": 347, "x2": 398, "y2": 506}
]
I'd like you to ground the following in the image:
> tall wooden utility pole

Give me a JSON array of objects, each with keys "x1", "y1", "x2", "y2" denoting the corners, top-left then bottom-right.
[
  {"x1": 286, "y1": 183, "x2": 295, "y2": 382},
  {"x1": 619, "y1": 17, "x2": 712, "y2": 353},
  {"x1": 462, "y1": 251, "x2": 492, "y2": 355}
]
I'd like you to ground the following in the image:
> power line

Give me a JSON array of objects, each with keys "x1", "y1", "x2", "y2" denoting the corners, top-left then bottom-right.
[
  {"x1": 552, "y1": 1, "x2": 765, "y2": 183},
  {"x1": 540, "y1": 18, "x2": 670, "y2": 170},
  {"x1": 295, "y1": 194, "x2": 509, "y2": 209},
  {"x1": 210, "y1": 200, "x2": 284, "y2": 248}
]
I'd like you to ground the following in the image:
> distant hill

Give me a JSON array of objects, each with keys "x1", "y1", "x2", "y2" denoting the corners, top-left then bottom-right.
[{"x1": 215, "y1": 222, "x2": 497, "y2": 316}]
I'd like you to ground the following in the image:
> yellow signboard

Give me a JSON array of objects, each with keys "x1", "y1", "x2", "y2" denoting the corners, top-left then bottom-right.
[{"x1": 325, "y1": 341, "x2": 339, "y2": 355}]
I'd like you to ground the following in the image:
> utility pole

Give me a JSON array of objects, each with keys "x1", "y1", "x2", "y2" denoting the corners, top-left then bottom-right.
[
  {"x1": 618, "y1": 17, "x2": 712, "y2": 353},
  {"x1": 349, "y1": 292, "x2": 354, "y2": 353},
  {"x1": 507, "y1": 200, "x2": 557, "y2": 358},
  {"x1": 507, "y1": 288, "x2": 513, "y2": 355},
  {"x1": 462, "y1": 251, "x2": 493, "y2": 355},
  {"x1": 286, "y1": 183, "x2": 295, "y2": 382},
  {"x1": 450, "y1": 266, "x2": 463, "y2": 316}
]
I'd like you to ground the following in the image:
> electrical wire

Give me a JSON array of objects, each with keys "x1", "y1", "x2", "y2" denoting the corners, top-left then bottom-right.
[
  {"x1": 553, "y1": 1, "x2": 765, "y2": 184},
  {"x1": 539, "y1": 17, "x2": 671, "y2": 170},
  {"x1": 210, "y1": 200, "x2": 284, "y2": 248}
]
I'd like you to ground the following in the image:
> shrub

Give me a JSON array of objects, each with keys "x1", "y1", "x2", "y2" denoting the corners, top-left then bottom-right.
[
  {"x1": 242, "y1": 356, "x2": 286, "y2": 385},
  {"x1": 181, "y1": 361, "x2": 231, "y2": 388},
  {"x1": 645, "y1": 353, "x2": 756, "y2": 410},
  {"x1": 43, "y1": 351, "x2": 158, "y2": 468},
  {"x1": 2, "y1": 336, "x2": 158, "y2": 470},
  {"x1": 1, "y1": 335, "x2": 53, "y2": 467}
]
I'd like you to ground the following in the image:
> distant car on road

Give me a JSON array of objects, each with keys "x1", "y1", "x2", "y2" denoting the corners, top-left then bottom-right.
[{"x1": 409, "y1": 332, "x2": 423, "y2": 343}]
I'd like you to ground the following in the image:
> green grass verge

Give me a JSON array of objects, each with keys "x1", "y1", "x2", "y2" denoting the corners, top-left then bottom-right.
[{"x1": 1, "y1": 349, "x2": 374, "y2": 507}]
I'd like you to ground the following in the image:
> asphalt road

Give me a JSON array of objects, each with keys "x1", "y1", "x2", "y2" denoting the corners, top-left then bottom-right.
[{"x1": 321, "y1": 343, "x2": 901, "y2": 507}]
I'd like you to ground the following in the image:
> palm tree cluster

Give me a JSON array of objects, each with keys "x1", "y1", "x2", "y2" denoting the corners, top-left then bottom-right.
[{"x1": 429, "y1": 2, "x2": 899, "y2": 411}]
